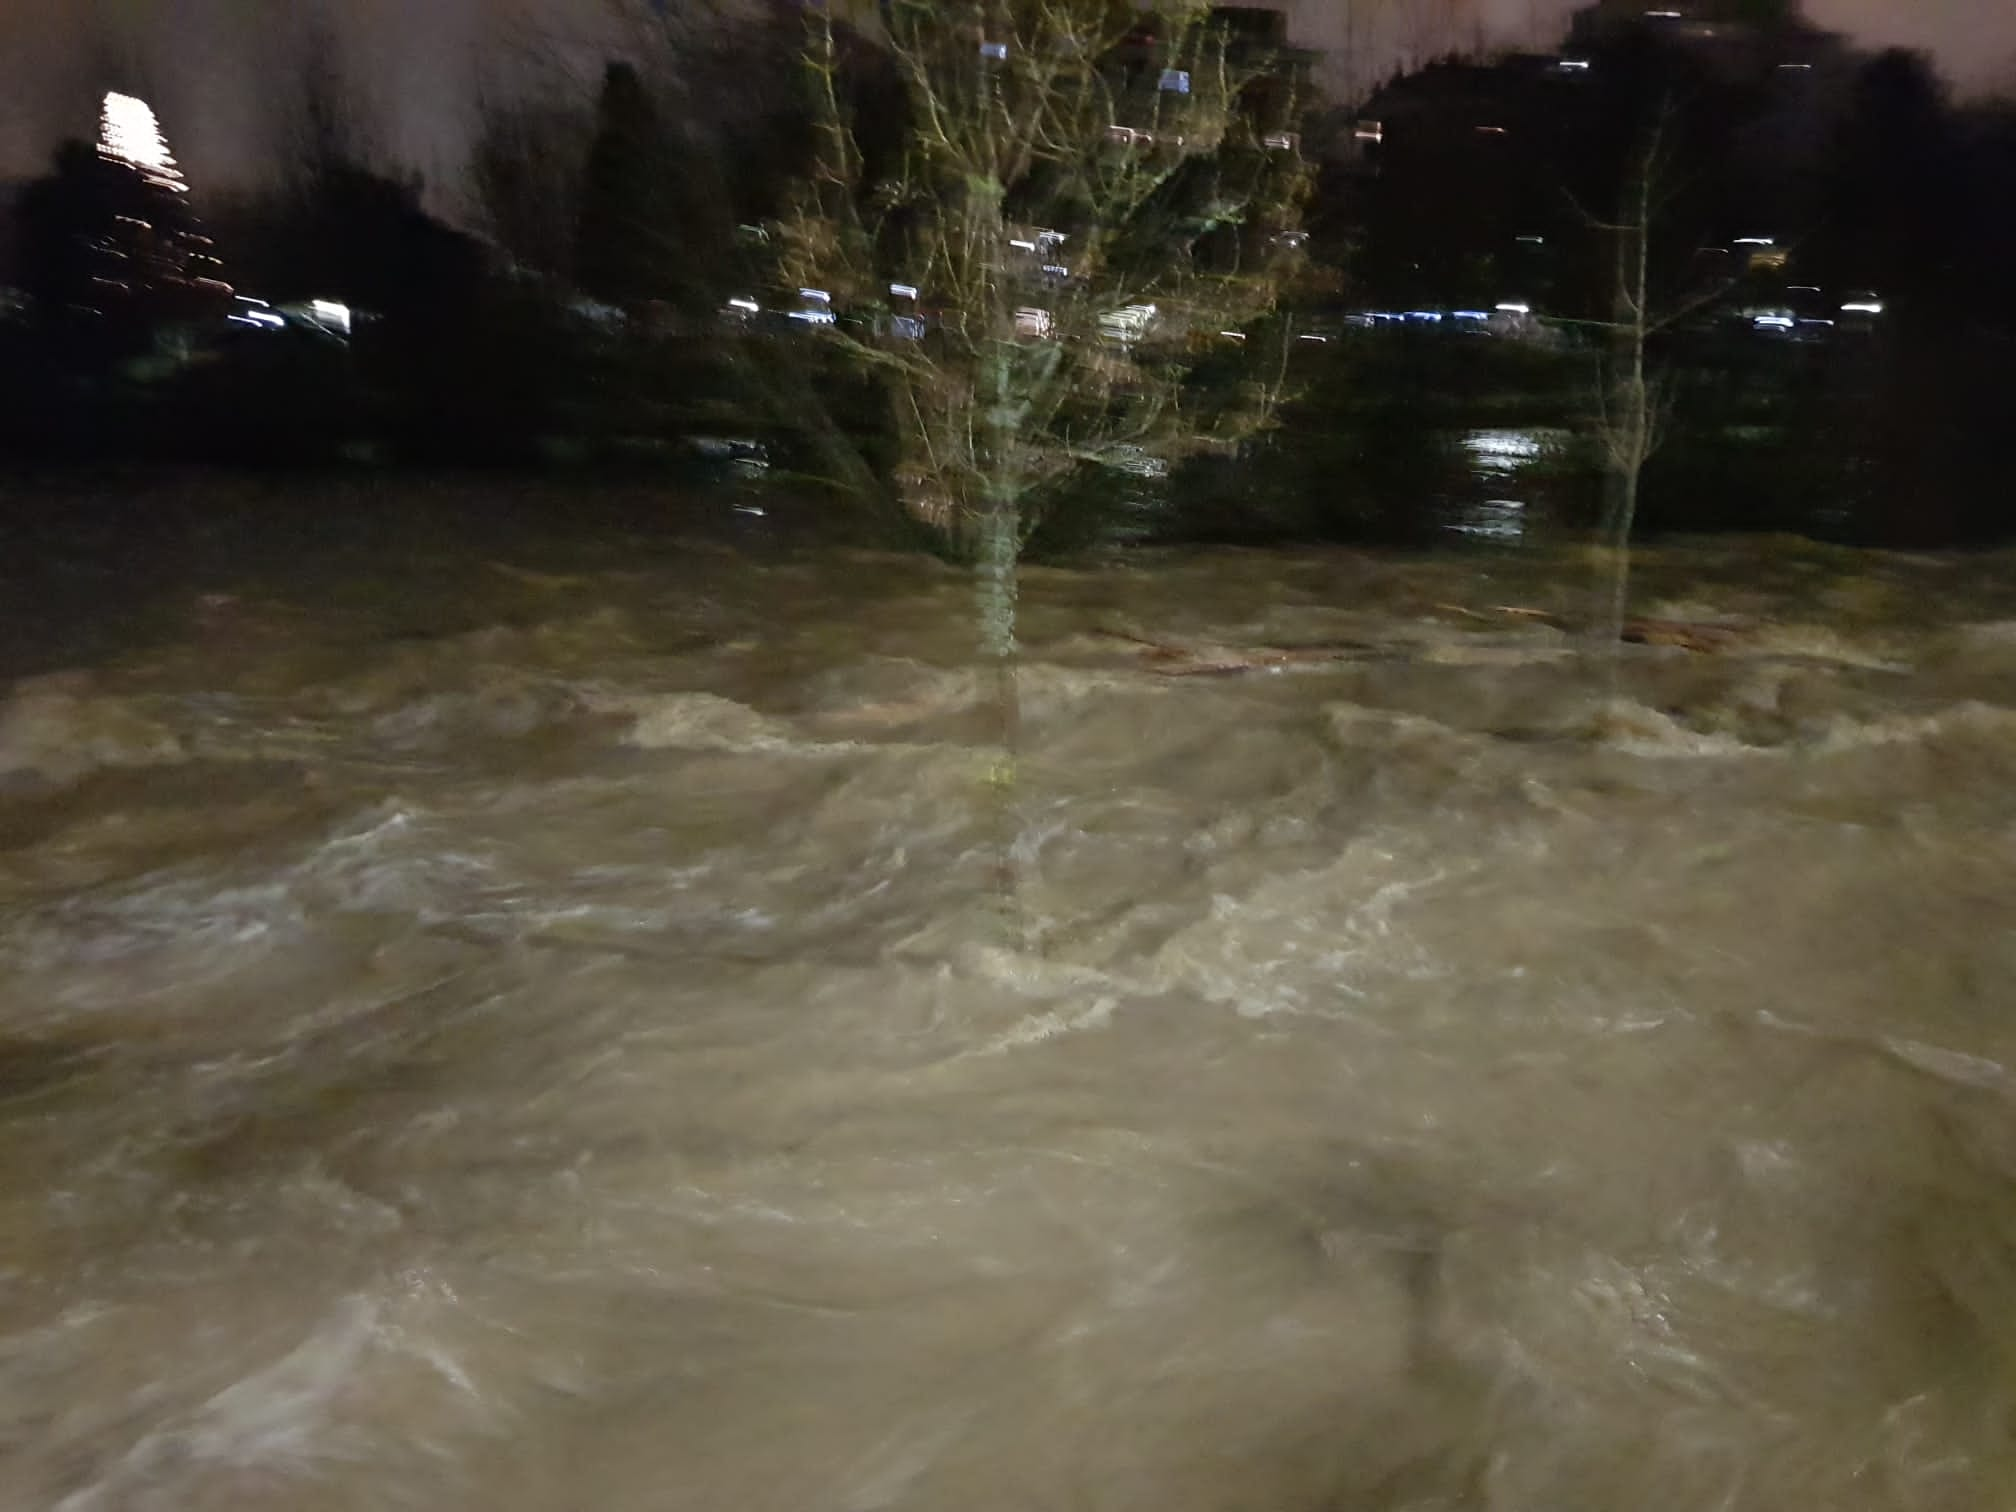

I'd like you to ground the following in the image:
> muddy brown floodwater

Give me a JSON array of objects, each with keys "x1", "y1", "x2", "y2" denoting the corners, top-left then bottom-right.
[{"x1": 3, "y1": 492, "x2": 2016, "y2": 1510}]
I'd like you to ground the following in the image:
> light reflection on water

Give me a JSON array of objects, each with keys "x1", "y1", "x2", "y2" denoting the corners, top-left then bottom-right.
[{"x1": 1447, "y1": 427, "x2": 1564, "y2": 543}]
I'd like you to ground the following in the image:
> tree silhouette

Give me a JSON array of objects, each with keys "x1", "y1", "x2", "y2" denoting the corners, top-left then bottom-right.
[{"x1": 576, "y1": 62, "x2": 681, "y2": 310}]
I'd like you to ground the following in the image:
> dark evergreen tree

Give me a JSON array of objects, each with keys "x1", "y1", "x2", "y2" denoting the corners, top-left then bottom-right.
[{"x1": 575, "y1": 62, "x2": 680, "y2": 310}]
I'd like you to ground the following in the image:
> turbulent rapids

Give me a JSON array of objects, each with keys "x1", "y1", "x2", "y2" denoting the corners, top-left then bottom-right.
[{"x1": 4, "y1": 486, "x2": 2016, "y2": 1510}]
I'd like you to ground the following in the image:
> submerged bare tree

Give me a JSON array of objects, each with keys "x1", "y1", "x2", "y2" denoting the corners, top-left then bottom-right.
[
  {"x1": 1586, "y1": 113, "x2": 1724, "y2": 684},
  {"x1": 773, "y1": 0, "x2": 1307, "y2": 932},
  {"x1": 779, "y1": 0, "x2": 1306, "y2": 651},
  {"x1": 1593, "y1": 128, "x2": 1663, "y2": 676}
]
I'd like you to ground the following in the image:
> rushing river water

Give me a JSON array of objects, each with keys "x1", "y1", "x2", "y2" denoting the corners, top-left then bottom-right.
[{"x1": 4, "y1": 479, "x2": 2016, "y2": 1510}]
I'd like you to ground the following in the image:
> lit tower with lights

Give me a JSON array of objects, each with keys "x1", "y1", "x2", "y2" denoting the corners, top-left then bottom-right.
[
  {"x1": 88, "y1": 90, "x2": 228, "y2": 330},
  {"x1": 98, "y1": 91, "x2": 188, "y2": 192}
]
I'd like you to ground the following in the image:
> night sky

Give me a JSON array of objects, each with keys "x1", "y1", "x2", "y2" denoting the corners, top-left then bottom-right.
[{"x1": 2, "y1": 0, "x2": 2010, "y2": 201}]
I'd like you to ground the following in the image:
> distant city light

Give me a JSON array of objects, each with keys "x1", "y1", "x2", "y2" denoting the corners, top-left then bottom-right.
[
  {"x1": 1009, "y1": 238, "x2": 1037, "y2": 251},
  {"x1": 308, "y1": 299, "x2": 351, "y2": 336},
  {"x1": 1841, "y1": 300, "x2": 1884, "y2": 315},
  {"x1": 787, "y1": 309, "x2": 836, "y2": 325},
  {"x1": 1733, "y1": 237, "x2": 1775, "y2": 246},
  {"x1": 1556, "y1": 58, "x2": 1592, "y2": 71},
  {"x1": 1014, "y1": 307, "x2": 1053, "y2": 338},
  {"x1": 1495, "y1": 301, "x2": 1532, "y2": 315},
  {"x1": 727, "y1": 297, "x2": 760, "y2": 313},
  {"x1": 1159, "y1": 69, "x2": 1191, "y2": 94},
  {"x1": 889, "y1": 283, "x2": 918, "y2": 299},
  {"x1": 1100, "y1": 303, "x2": 1158, "y2": 342},
  {"x1": 798, "y1": 288, "x2": 832, "y2": 304}
]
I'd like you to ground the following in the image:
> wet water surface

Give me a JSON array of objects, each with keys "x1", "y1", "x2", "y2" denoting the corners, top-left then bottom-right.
[{"x1": 3, "y1": 487, "x2": 2016, "y2": 1509}]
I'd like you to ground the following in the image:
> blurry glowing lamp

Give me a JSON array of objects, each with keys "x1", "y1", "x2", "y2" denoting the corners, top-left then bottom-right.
[{"x1": 309, "y1": 299, "x2": 352, "y2": 335}]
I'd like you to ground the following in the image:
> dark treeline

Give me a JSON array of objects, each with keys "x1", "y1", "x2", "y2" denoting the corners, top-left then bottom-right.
[
  {"x1": 1283, "y1": 3, "x2": 2016, "y2": 549},
  {"x1": 0, "y1": 0, "x2": 2011, "y2": 549}
]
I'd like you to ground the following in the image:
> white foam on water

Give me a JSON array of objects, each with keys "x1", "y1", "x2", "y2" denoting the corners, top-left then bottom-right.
[{"x1": 5, "y1": 538, "x2": 2016, "y2": 1509}]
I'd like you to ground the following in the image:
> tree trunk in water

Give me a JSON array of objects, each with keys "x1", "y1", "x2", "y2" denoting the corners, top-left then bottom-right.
[
  {"x1": 973, "y1": 499, "x2": 1025, "y2": 939},
  {"x1": 974, "y1": 494, "x2": 1021, "y2": 752},
  {"x1": 1604, "y1": 460, "x2": 1640, "y2": 699},
  {"x1": 1601, "y1": 137, "x2": 1656, "y2": 699}
]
